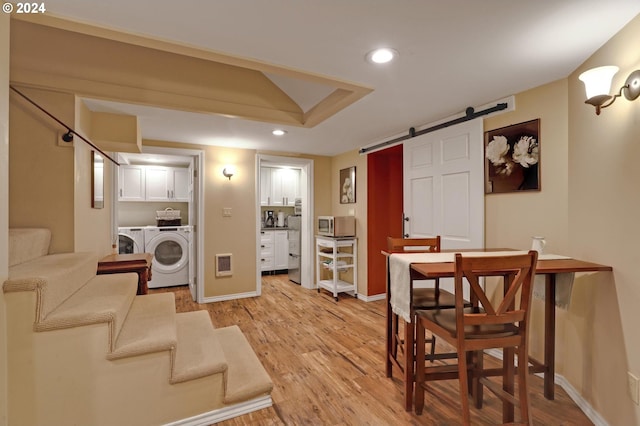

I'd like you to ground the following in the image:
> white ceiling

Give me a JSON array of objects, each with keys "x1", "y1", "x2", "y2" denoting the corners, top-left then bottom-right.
[{"x1": 43, "y1": 0, "x2": 640, "y2": 156}]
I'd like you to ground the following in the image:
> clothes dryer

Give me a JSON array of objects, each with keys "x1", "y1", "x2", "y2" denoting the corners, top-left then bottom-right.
[
  {"x1": 118, "y1": 227, "x2": 145, "y2": 254},
  {"x1": 144, "y1": 226, "x2": 192, "y2": 288}
]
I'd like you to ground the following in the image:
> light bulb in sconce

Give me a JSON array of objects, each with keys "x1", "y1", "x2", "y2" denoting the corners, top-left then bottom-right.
[
  {"x1": 579, "y1": 65, "x2": 640, "y2": 115},
  {"x1": 222, "y1": 165, "x2": 235, "y2": 180}
]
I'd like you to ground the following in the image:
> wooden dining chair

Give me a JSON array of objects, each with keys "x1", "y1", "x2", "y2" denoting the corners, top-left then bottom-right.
[
  {"x1": 414, "y1": 250, "x2": 538, "y2": 425},
  {"x1": 385, "y1": 236, "x2": 457, "y2": 411}
]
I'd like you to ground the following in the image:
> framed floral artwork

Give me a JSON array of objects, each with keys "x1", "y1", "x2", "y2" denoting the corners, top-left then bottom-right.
[
  {"x1": 484, "y1": 119, "x2": 540, "y2": 194},
  {"x1": 340, "y1": 166, "x2": 356, "y2": 204}
]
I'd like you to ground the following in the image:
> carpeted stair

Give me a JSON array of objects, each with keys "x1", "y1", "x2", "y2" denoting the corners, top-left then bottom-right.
[{"x1": 3, "y1": 228, "x2": 273, "y2": 426}]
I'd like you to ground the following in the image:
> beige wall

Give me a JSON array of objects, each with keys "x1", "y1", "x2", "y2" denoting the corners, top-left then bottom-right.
[
  {"x1": 74, "y1": 99, "x2": 113, "y2": 256},
  {"x1": 144, "y1": 142, "x2": 333, "y2": 298},
  {"x1": 484, "y1": 79, "x2": 570, "y2": 361},
  {"x1": 1, "y1": 12, "x2": 10, "y2": 426},
  {"x1": 330, "y1": 150, "x2": 368, "y2": 296},
  {"x1": 9, "y1": 87, "x2": 76, "y2": 253},
  {"x1": 566, "y1": 14, "x2": 640, "y2": 425}
]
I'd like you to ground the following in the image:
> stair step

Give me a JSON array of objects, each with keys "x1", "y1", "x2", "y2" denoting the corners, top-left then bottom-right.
[
  {"x1": 171, "y1": 311, "x2": 227, "y2": 384},
  {"x1": 36, "y1": 273, "x2": 138, "y2": 350},
  {"x1": 4, "y1": 252, "x2": 99, "y2": 321},
  {"x1": 107, "y1": 293, "x2": 177, "y2": 360},
  {"x1": 8, "y1": 228, "x2": 51, "y2": 267},
  {"x1": 214, "y1": 325, "x2": 274, "y2": 404}
]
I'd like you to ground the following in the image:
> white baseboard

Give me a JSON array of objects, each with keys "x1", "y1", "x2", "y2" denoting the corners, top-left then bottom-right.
[
  {"x1": 201, "y1": 291, "x2": 259, "y2": 303},
  {"x1": 484, "y1": 349, "x2": 608, "y2": 426},
  {"x1": 163, "y1": 395, "x2": 273, "y2": 426},
  {"x1": 357, "y1": 292, "x2": 386, "y2": 302}
]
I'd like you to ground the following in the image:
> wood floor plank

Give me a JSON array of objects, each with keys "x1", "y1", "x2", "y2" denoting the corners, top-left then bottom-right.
[{"x1": 155, "y1": 274, "x2": 593, "y2": 425}]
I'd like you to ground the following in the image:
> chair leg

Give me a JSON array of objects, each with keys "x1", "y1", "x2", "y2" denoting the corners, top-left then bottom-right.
[
  {"x1": 471, "y1": 350, "x2": 483, "y2": 408},
  {"x1": 517, "y1": 345, "x2": 532, "y2": 425},
  {"x1": 403, "y1": 318, "x2": 414, "y2": 411},
  {"x1": 457, "y1": 346, "x2": 471, "y2": 426},
  {"x1": 414, "y1": 318, "x2": 426, "y2": 415},
  {"x1": 429, "y1": 334, "x2": 437, "y2": 361},
  {"x1": 503, "y1": 347, "x2": 515, "y2": 424}
]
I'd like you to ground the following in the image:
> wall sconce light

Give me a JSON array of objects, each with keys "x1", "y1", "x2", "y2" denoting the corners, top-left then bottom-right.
[
  {"x1": 222, "y1": 165, "x2": 235, "y2": 180},
  {"x1": 579, "y1": 65, "x2": 640, "y2": 115}
]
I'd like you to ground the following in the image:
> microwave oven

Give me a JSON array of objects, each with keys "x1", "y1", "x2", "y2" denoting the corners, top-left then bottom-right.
[{"x1": 317, "y1": 216, "x2": 355, "y2": 237}]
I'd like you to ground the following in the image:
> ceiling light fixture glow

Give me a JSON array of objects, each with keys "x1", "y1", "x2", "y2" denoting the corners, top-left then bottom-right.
[
  {"x1": 272, "y1": 129, "x2": 287, "y2": 136},
  {"x1": 366, "y1": 48, "x2": 398, "y2": 64}
]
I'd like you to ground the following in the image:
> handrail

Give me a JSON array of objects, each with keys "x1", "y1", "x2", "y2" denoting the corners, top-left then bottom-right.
[{"x1": 9, "y1": 85, "x2": 120, "y2": 166}]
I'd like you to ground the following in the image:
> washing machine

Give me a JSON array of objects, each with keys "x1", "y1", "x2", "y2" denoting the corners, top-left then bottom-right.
[
  {"x1": 144, "y1": 226, "x2": 192, "y2": 288},
  {"x1": 118, "y1": 227, "x2": 145, "y2": 254}
]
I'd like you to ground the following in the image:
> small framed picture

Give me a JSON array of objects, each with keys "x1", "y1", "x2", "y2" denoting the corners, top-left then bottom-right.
[
  {"x1": 484, "y1": 119, "x2": 540, "y2": 194},
  {"x1": 339, "y1": 166, "x2": 356, "y2": 204}
]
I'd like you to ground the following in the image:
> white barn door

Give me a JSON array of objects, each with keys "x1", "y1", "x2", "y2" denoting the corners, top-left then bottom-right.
[
  {"x1": 403, "y1": 119, "x2": 484, "y2": 295},
  {"x1": 403, "y1": 118, "x2": 484, "y2": 248}
]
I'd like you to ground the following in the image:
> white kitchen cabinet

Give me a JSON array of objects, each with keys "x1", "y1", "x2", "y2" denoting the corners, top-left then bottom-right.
[
  {"x1": 260, "y1": 229, "x2": 289, "y2": 272},
  {"x1": 260, "y1": 167, "x2": 300, "y2": 207},
  {"x1": 274, "y1": 230, "x2": 288, "y2": 270},
  {"x1": 316, "y1": 236, "x2": 357, "y2": 301},
  {"x1": 259, "y1": 168, "x2": 272, "y2": 206},
  {"x1": 119, "y1": 165, "x2": 190, "y2": 202},
  {"x1": 118, "y1": 165, "x2": 146, "y2": 201},
  {"x1": 260, "y1": 231, "x2": 274, "y2": 271}
]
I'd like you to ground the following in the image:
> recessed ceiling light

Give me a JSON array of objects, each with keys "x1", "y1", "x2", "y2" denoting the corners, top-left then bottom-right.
[
  {"x1": 366, "y1": 48, "x2": 398, "y2": 64},
  {"x1": 272, "y1": 129, "x2": 287, "y2": 136}
]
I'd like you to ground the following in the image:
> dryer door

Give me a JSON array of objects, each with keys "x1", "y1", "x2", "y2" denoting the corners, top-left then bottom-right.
[
  {"x1": 118, "y1": 234, "x2": 139, "y2": 254},
  {"x1": 146, "y1": 233, "x2": 188, "y2": 274}
]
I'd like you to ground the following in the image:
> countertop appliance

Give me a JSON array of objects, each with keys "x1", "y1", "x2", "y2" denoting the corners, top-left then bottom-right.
[
  {"x1": 317, "y1": 216, "x2": 356, "y2": 237},
  {"x1": 288, "y1": 215, "x2": 301, "y2": 284},
  {"x1": 144, "y1": 226, "x2": 192, "y2": 288},
  {"x1": 264, "y1": 210, "x2": 275, "y2": 228}
]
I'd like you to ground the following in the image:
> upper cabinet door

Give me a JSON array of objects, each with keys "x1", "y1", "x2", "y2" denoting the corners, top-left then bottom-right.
[
  {"x1": 260, "y1": 167, "x2": 272, "y2": 206},
  {"x1": 119, "y1": 165, "x2": 146, "y2": 201},
  {"x1": 145, "y1": 166, "x2": 172, "y2": 201},
  {"x1": 270, "y1": 168, "x2": 286, "y2": 206},
  {"x1": 172, "y1": 168, "x2": 191, "y2": 202},
  {"x1": 281, "y1": 168, "x2": 300, "y2": 206}
]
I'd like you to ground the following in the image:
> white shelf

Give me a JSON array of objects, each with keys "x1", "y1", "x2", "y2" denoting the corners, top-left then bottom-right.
[{"x1": 315, "y1": 236, "x2": 357, "y2": 301}]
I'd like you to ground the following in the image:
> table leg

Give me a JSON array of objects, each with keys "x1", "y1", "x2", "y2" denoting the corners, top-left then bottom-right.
[{"x1": 544, "y1": 274, "x2": 556, "y2": 400}]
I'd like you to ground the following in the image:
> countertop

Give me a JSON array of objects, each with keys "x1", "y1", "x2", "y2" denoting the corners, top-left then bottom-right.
[{"x1": 261, "y1": 227, "x2": 291, "y2": 231}]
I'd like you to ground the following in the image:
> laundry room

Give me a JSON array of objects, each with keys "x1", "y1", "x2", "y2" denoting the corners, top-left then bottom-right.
[{"x1": 116, "y1": 151, "x2": 196, "y2": 295}]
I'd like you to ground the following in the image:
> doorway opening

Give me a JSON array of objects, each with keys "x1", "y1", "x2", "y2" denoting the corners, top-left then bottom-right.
[
  {"x1": 112, "y1": 146, "x2": 205, "y2": 302},
  {"x1": 256, "y1": 154, "x2": 314, "y2": 294}
]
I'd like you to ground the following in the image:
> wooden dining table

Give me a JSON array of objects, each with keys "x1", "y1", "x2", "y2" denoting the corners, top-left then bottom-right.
[{"x1": 385, "y1": 249, "x2": 612, "y2": 401}]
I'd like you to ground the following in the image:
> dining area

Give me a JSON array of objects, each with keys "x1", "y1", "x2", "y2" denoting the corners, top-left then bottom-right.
[{"x1": 383, "y1": 236, "x2": 613, "y2": 425}]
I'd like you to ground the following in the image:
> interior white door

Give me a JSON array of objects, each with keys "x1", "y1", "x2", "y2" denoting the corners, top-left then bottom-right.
[{"x1": 403, "y1": 119, "x2": 484, "y2": 295}]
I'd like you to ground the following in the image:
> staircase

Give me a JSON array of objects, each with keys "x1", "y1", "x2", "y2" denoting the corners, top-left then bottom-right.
[{"x1": 3, "y1": 228, "x2": 273, "y2": 426}]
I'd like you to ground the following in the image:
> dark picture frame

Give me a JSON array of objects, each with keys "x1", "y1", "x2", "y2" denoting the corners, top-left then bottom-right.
[
  {"x1": 484, "y1": 119, "x2": 540, "y2": 194},
  {"x1": 339, "y1": 166, "x2": 356, "y2": 204}
]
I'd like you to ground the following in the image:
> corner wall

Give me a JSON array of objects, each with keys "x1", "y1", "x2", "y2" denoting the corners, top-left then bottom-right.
[
  {"x1": 9, "y1": 86, "x2": 75, "y2": 253},
  {"x1": 483, "y1": 79, "x2": 570, "y2": 362},
  {"x1": 331, "y1": 150, "x2": 368, "y2": 296},
  {"x1": 567, "y1": 14, "x2": 640, "y2": 425},
  {"x1": 1, "y1": 12, "x2": 10, "y2": 426}
]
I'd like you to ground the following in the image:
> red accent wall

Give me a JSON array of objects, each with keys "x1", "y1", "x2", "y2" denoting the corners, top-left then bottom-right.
[{"x1": 366, "y1": 144, "x2": 403, "y2": 296}]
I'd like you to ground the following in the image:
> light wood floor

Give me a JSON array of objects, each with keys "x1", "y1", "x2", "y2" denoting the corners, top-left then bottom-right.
[{"x1": 154, "y1": 275, "x2": 593, "y2": 425}]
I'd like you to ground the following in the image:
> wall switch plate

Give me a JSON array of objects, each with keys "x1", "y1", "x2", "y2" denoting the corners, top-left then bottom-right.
[
  {"x1": 222, "y1": 208, "x2": 232, "y2": 217},
  {"x1": 628, "y1": 372, "x2": 639, "y2": 405}
]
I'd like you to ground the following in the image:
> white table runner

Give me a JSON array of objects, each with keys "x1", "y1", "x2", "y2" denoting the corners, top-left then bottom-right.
[{"x1": 389, "y1": 251, "x2": 573, "y2": 323}]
